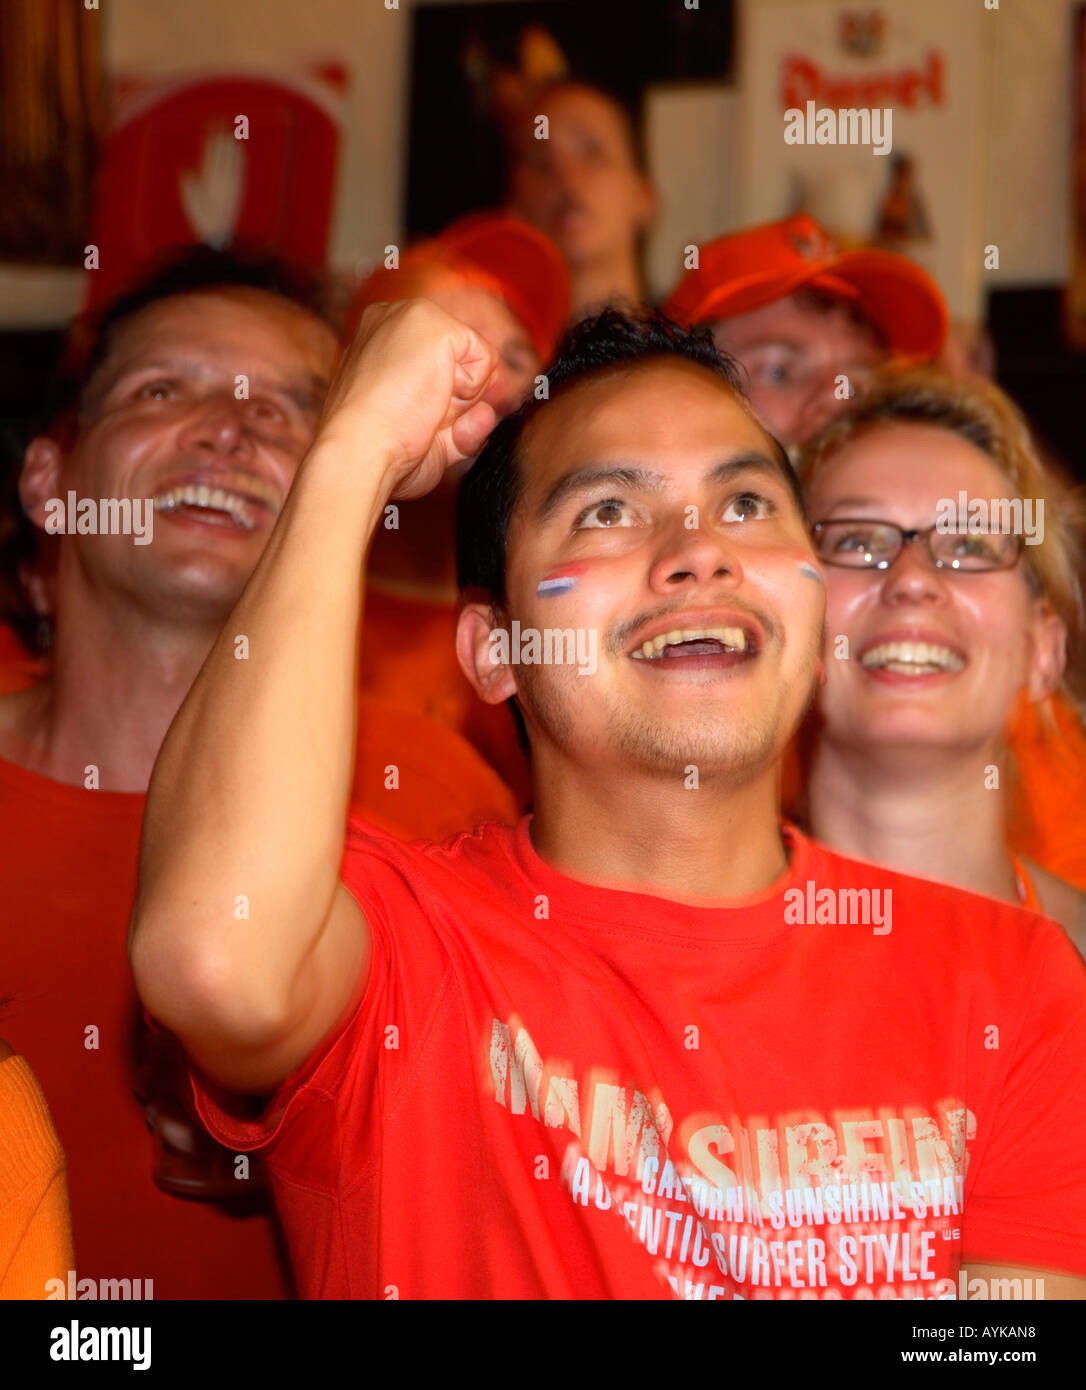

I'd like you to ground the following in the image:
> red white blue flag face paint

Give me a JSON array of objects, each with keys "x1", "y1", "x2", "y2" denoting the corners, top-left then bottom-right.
[{"x1": 537, "y1": 564, "x2": 586, "y2": 598}]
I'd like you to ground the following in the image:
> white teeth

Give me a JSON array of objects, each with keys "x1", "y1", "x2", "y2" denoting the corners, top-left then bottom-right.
[
  {"x1": 860, "y1": 640, "x2": 965, "y2": 673},
  {"x1": 153, "y1": 483, "x2": 261, "y2": 531},
  {"x1": 630, "y1": 625, "x2": 749, "y2": 660}
]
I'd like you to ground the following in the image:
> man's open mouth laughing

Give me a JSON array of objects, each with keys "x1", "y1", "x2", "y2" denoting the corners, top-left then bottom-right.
[
  {"x1": 627, "y1": 612, "x2": 763, "y2": 674},
  {"x1": 152, "y1": 472, "x2": 281, "y2": 533}
]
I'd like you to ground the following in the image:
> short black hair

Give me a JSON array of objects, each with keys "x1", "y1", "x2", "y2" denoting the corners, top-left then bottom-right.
[
  {"x1": 59, "y1": 243, "x2": 335, "y2": 418},
  {"x1": 456, "y1": 307, "x2": 799, "y2": 602}
]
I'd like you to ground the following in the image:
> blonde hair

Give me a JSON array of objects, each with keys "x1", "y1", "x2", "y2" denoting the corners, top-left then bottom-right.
[{"x1": 798, "y1": 366, "x2": 1086, "y2": 698}]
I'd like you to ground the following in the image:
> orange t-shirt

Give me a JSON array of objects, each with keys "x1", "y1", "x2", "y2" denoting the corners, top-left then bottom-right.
[
  {"x1": 1005, "y1": 692, "x2": 1086, "y2": 892},
  {"x1": 194, "y1": 817, "x2": 1086, "y2": 1299},
  {"x1": 0, "y1": 1053, "x2": 75, "y2": 1300},
  {"x1": 0, "y1": 701, "x2": 515, "y2": 1298},
  {"x1": 359, "y1": 586, "x2": 531, "y2": 809},
  {"x1": 352, "y1": 695, "x2": 517, "y2": 838}
]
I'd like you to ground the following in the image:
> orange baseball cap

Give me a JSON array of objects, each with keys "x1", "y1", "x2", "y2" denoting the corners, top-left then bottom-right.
[
  {"x1": 347, "y1": 212, "x2": 570, "y2": 363},
  {"x1": 662, "y1": 214, "x2": 948, "y2": 360}
]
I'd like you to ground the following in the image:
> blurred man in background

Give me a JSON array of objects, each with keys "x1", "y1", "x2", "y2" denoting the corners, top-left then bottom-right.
[
  {"x1": 506, "y1": 81, "x2": 656, "y2": 321},
  {"x1": 663, "y1": 213, "x2": 948, "y2": 453}
]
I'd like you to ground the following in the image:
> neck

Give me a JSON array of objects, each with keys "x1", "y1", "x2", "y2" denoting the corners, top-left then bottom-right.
[
  {"x1": 0, "y1": 592, "x2": 223, "y2": 792},
  {"x1": 807, "y1": 736, "x2": 1019, "y2": 903},
  {"x1": 366, "y1": 486, "x2": 458, "y2": 602},
  {"x1": 529, "y1": 748, "x2": 788, "y2": 904},
  {"x1": 569, "y1": 248, "x2": 644, "y2": 322}
]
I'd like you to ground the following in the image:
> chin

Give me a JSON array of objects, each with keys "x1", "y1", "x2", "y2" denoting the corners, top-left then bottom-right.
[
  {"x1": 138, "y1": 564, "x2": 250, "y2": 619},
  {"x1": 613, "y1": 709, "x2": 781, "y2": 783},
  {"x1": 832, "y1": 714, "x2": 999, "y2": 754}
]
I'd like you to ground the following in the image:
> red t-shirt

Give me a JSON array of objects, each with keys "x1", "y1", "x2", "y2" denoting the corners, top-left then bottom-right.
[
  {"x1": 0, "y1": 757, "x2": 292, "y2": 1299},
  {"x1": 193, "y1": 817, "x2": 1086, "y2": 1300},
  {"x1": 0, "y1": 705, "x2": 514, "y2": 1299}
]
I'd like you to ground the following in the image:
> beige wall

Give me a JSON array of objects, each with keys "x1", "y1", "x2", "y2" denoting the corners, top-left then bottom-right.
[{"x1": 985, "y1": 0, "x2": 1077, "y2": 284}]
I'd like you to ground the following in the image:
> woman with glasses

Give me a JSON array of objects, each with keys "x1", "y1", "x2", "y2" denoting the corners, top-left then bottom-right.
[{"x1": 796, "y1": 367, "x2": 1086, "y2": 951}]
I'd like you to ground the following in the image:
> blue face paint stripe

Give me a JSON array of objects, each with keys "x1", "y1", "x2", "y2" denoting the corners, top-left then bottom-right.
[
  {"x1": 537, "y1": 576, "x2": 578, "y2": 597},
  {"x1": 799, "y1": 562, "x2": 824, "y2": 583}
]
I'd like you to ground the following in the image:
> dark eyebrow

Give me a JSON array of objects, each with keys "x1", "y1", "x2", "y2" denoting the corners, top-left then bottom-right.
[
  {"x1": 88, "y1": 357, "x2": 182, "y2": 405},
  {"x1": 92, "y1": 359, "x2": 329, "y2": 413},
  {"x1": 743, "y1": 339, "x2": 803, "y2": 353},
  {"x1": 705, "y1": 455, "x2": 797, "y2": 490},
  {"x1": 538, "y1": 453, "x2": 795, "y2": 523},
  {"x1": 279, "y1": 372, "x2": 330, "y2": 412},
  {"x1": 539, "y1": 465, "x2": 665, "y2": 522}
]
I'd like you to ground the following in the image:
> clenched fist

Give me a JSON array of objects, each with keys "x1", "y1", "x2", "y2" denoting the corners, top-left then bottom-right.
[{"x1": 315, "y1": 298, "x2": 501, "y2": 500}]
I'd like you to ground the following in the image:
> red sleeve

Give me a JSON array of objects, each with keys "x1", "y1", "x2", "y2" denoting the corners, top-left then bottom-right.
[
  {"x1": 962, "y1": 923, "x2": 1086, "y2": 1276},
  {"x1": 189, "y1": 818, "x2": 453, "y2": 1159}
]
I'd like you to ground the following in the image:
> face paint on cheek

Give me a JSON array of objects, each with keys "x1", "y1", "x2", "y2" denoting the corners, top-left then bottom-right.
[
  {"x1": 536, "y1": 563, "x2": 587, "y2": 598},
  {"x1": 798, "y1": 562, "x2": 824, "y2": 585}
]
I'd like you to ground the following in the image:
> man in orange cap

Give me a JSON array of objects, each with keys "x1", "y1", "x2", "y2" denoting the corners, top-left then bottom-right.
[
  {"x1": 348, "y1": 213, "x2": 570, "y2": 803},
  {"x1": 663, "y1": 214, "x2": 948, "y2": 453}
]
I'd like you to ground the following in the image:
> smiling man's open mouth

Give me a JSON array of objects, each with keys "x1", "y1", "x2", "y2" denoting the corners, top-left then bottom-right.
[
  {"x1": 153, "y1": 476, "x2": 280, "y2": 532},
  {"x1": 630, "y1": 625, "x2": 751, "y2": 660},
  {"x1": 624, "y1": 613, "x2": 765, "y2": 675}
]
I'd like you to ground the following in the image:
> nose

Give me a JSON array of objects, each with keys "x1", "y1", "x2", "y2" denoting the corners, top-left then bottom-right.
[
  {"x1": 795, "y1": 369, "x2": 850, "y2": 444},
  {"x1": 176, "y1": 396, "x2": 254, "y2": 460},
  {"x1": 545, "y1": 147, "x2": 589, "y2": 201},
  {"x1": 648, "y1": 517, "x2": 744, "y2": 595},
  {"x1": 878, "y1": 535, "x2": 947, "y2": 605}
]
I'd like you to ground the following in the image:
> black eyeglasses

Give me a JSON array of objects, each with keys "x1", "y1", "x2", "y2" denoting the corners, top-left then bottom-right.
[{"x1": 810, "y1": 519, "x2": 1025, "y2": 572}]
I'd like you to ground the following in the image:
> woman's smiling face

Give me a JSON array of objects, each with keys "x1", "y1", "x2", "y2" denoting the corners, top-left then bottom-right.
[{"x1": 805, "y1": 420, "x2": 1064, "y2": 757}]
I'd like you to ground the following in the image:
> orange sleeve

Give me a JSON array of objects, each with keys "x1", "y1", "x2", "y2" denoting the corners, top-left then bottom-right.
[
  {"x1": 1007, "y1": 692, "x2": 1086, "y2": 892},
  {"x1": 0, "y1": 1055, "x2": 75, "y2": 1300}
]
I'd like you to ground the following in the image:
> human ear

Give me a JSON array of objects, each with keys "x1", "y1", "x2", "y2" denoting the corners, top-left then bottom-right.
[
  {"x1": 456, "y1": 601, "x2": 521, "y2": 705},
  {"x1": 1024, "y1": 600, "x2": 1066, "y2": 701},
  {"x1": 19, "y1": 437, "x2": 65, "y2": 533}
]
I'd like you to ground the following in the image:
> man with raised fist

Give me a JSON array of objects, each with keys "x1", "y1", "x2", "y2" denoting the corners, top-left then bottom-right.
[{"x1": 131, "y1": 300, "x2": 1086, "y2": 1301}]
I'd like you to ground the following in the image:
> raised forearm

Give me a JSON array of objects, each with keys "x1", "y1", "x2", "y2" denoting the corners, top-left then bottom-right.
[
  {"x1": 129, "y1": 300, "x2": 498, "y2": 1071},
  {"x1": 130, "y1": 438, "x2": 390, "y2": 1042}
]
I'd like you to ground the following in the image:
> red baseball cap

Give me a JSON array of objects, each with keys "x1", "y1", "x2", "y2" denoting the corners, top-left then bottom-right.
[
  {"x1": 662, "y1": 214, "x2": 948, "y2": 360},
  {"x1": 348, "y1": 212, "x2": 570, "y2": 363}
]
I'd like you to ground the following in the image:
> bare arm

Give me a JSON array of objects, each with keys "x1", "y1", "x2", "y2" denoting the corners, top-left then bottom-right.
[{"x1": 128, "y1": 300, "x2": 498, "y2": 1093}]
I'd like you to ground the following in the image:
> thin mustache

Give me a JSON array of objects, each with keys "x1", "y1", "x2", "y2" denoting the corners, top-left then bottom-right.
[{"x1": 606, "y1": 601, "x2": 778, "y2": 656}]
